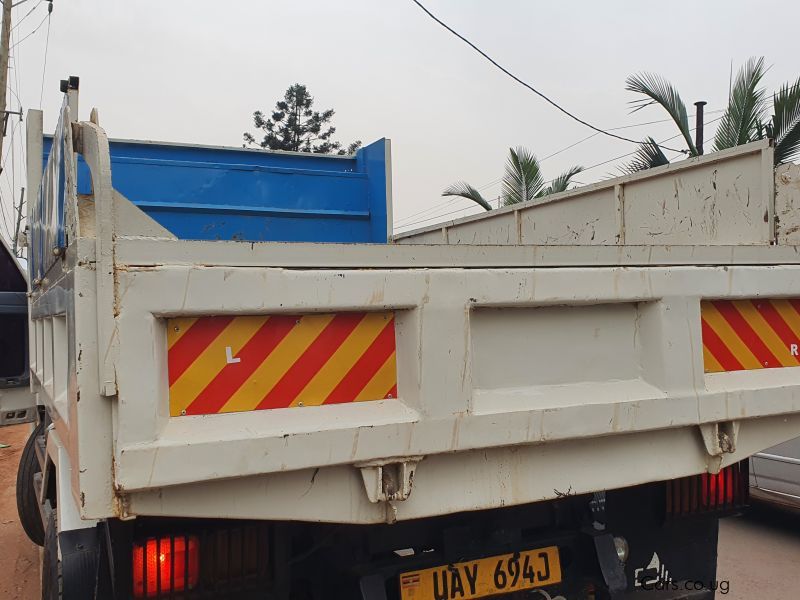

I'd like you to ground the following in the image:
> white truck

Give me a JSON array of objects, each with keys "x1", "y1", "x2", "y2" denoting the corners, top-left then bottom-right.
[{"x1": 4, "y1": 77, "x2": 800, "y2": 600}]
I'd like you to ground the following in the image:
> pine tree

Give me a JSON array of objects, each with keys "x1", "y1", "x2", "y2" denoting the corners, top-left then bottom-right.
[{"x1": 244, "y1": 84, "x2": 361, "y2": 155}]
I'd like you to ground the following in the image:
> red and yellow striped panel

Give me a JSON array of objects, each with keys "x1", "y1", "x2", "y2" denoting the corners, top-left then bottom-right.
[
  {"x1": 701, "y1": 299, "x2": 800, "y2": 372},
  {"x1": 167, "y1": 312, "x2": 397, "y2": 416}
]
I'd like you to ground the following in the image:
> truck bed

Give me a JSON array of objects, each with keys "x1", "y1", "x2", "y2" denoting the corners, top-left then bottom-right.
[{"x1": 26, "y1": 102, "x2": 800, "y2": 526}]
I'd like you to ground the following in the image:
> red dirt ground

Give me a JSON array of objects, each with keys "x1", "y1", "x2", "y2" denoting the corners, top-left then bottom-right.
[{"x1": 0, "y1": 424, "x2": 40, "y2": 600}]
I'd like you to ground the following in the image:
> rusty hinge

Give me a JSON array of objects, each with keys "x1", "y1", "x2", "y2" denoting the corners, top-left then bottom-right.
[{"x1": 357, "y1": 457, "x2": 423, "y2": 504}]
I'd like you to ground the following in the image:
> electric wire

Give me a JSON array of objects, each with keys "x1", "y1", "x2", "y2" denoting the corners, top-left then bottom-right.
[
  {"x1": 9, "y1": 10, "x2": 46, "y2": 50},
  {"x1": 471, "y1": 113, "x2": 724, "y2": 193},
  {"x1": 0, "y1": 22, "x2": 23, "y2": 242},
  {"x1": 395, "y1": 115, "x2": 725, "y2": 231},
  {"x1": 38, "y1": 6, "x2": 49, "y2": 108},
  {"x1": 394, "y1": 111, "x2": 723, "y2": 227},
  {"x1": 408, "y1": 0, "x2": 687, "y2": 154},
  {"x1": 10, "y1": 0, "x2": 41, "y2": 32}
]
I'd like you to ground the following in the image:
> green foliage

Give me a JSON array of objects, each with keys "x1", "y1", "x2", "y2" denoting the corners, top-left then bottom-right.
[
  {"x1": 713, "y1": 57, "x2": 767, "y2": 151},
  {"x1": 442, "y1": 182, "x2": 493, "y2": 211},
  {"x1": 624, "y1": 137, "x2": 670, "y2": 173},
  {"x1": 244, "y1": 84, "x2": 361, "y2": 155},
  {"x1": 442, "y1": 147, "x2": 582, "y2": 211},
  {"x1": 626, "y1": 72, "x2": 697, "y2": 156},
  {"x1": 772, "y1": 77, "x2": 800, "y2": 164},
  {"x1": 624, "y1": 57, "x2": 800, "y2": 170},
  {"x1": 501, "y1": 147, "x2": 545, "y2": 206},
  {"x1": 537, "y1": 165, "x2": 585, "y2": 197}
]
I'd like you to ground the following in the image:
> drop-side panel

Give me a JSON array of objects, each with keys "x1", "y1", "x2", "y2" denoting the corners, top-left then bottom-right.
[{"x1": 395, "y1": 140, "x2": 774, "y2": 246}]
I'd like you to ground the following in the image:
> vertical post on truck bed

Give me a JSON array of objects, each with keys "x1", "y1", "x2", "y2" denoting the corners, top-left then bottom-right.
[
  {"x1": 25, "y1": 110, "x2": 43, "y2": 286},
  {"x1": 77, "y1": 119, "x2": 118, "y2": 396}
]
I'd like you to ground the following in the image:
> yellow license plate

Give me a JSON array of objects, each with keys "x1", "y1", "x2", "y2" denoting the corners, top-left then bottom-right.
[{"x1": 399, "y1": 546, "x2": 562, "y2": 600}]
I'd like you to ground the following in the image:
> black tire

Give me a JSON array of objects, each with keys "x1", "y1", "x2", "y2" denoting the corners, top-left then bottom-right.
[
  {"x1": 41, "y1": 510, "x2": 61, "y2": 600},
  {"x1": 16, "y1": 420, "x2": 45, "y2": 546}
]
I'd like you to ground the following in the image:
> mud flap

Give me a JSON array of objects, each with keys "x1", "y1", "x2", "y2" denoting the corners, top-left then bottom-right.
[
  {"x1": 59, "y1": 526, "x2": 101, "y2": 600},
  {"x1": 593, "y1": 532, "x2": 628, "y2": 596}
]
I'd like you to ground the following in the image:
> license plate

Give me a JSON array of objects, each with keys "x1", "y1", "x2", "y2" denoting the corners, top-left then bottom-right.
[{"x1": 399, "y1": 546, "x2": 562, "y2": 600}]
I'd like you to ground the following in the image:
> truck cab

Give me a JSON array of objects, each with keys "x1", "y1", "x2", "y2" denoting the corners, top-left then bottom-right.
[{"x1": 0, "y1": 236, "x2": 34, "y2": 426}]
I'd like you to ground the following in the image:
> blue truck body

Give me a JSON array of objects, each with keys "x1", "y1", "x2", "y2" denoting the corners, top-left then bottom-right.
[{"x1": 42, "y1": 136, "x2": 391, "y2": 244}]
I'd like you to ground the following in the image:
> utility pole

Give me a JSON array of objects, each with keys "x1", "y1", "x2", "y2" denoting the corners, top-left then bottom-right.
[{"x1": 0, "y1": 0, "x2": 11, "y2": 171}]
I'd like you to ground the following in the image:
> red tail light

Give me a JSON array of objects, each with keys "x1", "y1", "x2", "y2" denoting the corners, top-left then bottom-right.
[
  {"x1": 666, "y1": 461, "x2": 748, "y2": 517},
  {"x1": 133, "y1": 535, "x2": 199, "y2": 598}
]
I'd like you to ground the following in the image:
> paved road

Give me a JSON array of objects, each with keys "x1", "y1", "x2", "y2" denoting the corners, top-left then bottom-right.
[
  {"x1": 0, "y1": 422, "x2": 798, "y2": 599},
  {"x1": 717, "y1": 504, "x2": 800, "y2": 600}
]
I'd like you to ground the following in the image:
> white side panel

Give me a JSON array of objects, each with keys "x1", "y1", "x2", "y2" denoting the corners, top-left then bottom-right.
[
  {"x1": 623, "y1": 151, "x2": 769, "y2": 245},
  {"x1": 91, "y1": 260, "x2": 800, "y2": 523},
  {"x1": 446, "y1": 212, "x2": 517, "y2": 245},
  {"x1": 127, "y1": 413, "x2": 800, "y2": 524},
  {"x1": 395, "y1": 140, "x2": 775, "y2": 246},
  {"x1": 775, "y1": 162, "x2": 800, "y2": 245},
  {"x1": 519, "y1": 187, "x2": 619, "y2": 245}
]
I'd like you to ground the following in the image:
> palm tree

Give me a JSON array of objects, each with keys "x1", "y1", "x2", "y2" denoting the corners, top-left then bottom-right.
[
  {"x1": 443, "y1": 147, "x2": 583, "y2": 211},
  {"x1": 623, "y1": 57, "x2": 800, "y2": 171}
]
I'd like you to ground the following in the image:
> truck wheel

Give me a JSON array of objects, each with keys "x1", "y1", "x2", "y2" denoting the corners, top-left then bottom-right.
[
  {"x1": 17, "y1": 421, "x2": 45, "y2": 546},
  {"x1": 41, "y1": 511, "x2": 62, "y2": 600}
]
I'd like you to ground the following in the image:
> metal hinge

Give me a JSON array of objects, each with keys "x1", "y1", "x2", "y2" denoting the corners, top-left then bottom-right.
[
  {"x1": 699, "y1": 421, "x2": 739, "y2": 472},
  {"x1": 357, "y1": 457, "x2": 423, "y2": 504}
]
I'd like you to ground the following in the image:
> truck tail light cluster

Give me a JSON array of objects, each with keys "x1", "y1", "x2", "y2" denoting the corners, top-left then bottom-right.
[
  {"x1": 665, "y1": 461, "x2": 748, "y2": 517},
  {"x1": 131, "y1": 523, "x2": 270, "y2": 599},
  {"x1": 133, "y1": 535, "x2": 199, "y2": 598}
]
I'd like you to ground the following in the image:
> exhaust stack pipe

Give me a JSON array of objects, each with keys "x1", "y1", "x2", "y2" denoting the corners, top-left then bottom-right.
[{"x1": 695, "y1": 101, "x2": 707, "y2": 155}]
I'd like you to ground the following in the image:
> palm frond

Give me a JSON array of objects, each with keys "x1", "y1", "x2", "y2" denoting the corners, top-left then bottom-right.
[
  {"x1": 536, "y1": 165, "x2": 584, "y2": 197},
  {"x1": 623, "y1": 138, "x2": 671, "y2": 173},
  {"x1": 442, "y1": 181, "x2": 493, "y2": 211},
  {"x1": 501, "y1": 146, "x2": 544, "y2": 207},
  {"x1": 773, "y1": 77, "x2": 800, "y2": 164},
  {"x1": 625, "y1": 72, "x2": 697, "y2": 155},
  {"x1": 712, "y1": 57, "x2": 767, "y2": 152}
]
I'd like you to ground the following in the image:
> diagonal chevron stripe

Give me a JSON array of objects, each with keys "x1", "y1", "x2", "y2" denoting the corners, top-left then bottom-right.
[
  {"x1": 701, "y1": 301, "x2": 761, "y2": 371},
  {"x1": 167, "y1": 317, "x2": 199, "y2": 350},
  {"x1": 255, "y1": 313, "x2": 366, "y2": 410},
  {"x1": 356, "y1": 351, "x2": 397, "y2": 402},
  {"x1": 289, "y1": 313, "x2": 391, "y2": 407},
  {"x1": 325, "y1": 320, "x2": 396, "y2": 405},
  {"x1": 217, "y1": 314, "x2": 335, "y2": 414},
  {"x1": 701, "y1": 299, "x2": 800, "y2": 373},
  {"x1": 182, "y1": 315, "x2": 297, "y2": 415},
  {"x1": 169, "y1": 316, "x2": 269, "y2": 416},
  {"x1": 747, "y1": 300, "x2": 800, "y2": 367},
  {"x1": 167, "y1": 312, "x2": 398, "y2": 416},
  {"x1": 168, "y1": 316, "x2": 233, "y2": 386}
]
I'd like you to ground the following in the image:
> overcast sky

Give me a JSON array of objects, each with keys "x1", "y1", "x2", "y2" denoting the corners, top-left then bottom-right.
[{"x1": 1, "y1": 0, "x2": 799, "y2": 244}]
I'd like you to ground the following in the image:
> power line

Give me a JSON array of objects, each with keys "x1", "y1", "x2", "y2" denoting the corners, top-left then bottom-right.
[
  {"x1": 394, "y1": 196, "x2": 464, "y2": 226},
  {"x1": 408, "y1": 0, "x2": 688, "y2": 155},
  {"x1": 396, "y1": 110, "x2": 725, "y2": 226},
  {"x1": 10, "y1": 0, "x2": 40, "y2": 32},
  {"x1": 9, "y1": 9, "x2": 45, "y2": 49},
  {"x1": 395, "y1": 115, "x2": 725, "y2": 231},
  {"x1": 38, "y1": 4, "x2": 49, "y2": 107},
  {"x1": 395, "y1": 201, "x2": 483, "y2": 231},
  {"x1": 470, "y1": 110, "x2": 725, "y2": 194}
]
